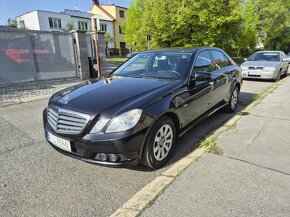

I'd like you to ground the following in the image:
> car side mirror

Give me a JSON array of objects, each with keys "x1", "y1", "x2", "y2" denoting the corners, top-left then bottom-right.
[{"x1": 194, "y1": 71, "x2": 212, "y2": 82}]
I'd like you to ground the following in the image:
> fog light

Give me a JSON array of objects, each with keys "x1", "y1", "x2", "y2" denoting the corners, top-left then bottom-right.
[
  {"x1": 108, "y1": 154, "x2": 118, "y2": 162},
  {"x1": 95, "y1": 153, "x2": 107, "y2": 161},
  {"x1": 118, "y1": 154, "x2": 129, "y2": 162}
]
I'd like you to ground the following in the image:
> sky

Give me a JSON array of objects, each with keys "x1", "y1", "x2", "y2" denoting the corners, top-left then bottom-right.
[{"x1": 0, "y1": 0, "x2": 131, "y2": 25}]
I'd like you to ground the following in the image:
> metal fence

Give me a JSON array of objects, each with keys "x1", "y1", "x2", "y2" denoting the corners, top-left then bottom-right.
[{"x1": 0, "y1": 29, "x2": 77, "y2": 86}]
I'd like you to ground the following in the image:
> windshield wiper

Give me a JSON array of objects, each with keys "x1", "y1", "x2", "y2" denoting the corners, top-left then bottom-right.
[{"x1": 126, "y1": 75, "x2": 144, "y2": 78}]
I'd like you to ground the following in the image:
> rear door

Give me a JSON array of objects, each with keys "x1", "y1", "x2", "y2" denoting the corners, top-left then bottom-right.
[{"x1": 208, "y1": 49, "x2": 233, "y2": 107}]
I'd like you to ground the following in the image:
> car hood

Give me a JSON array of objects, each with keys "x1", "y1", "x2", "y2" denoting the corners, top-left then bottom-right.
[
  {"x1": 49, "y1": 75, "x2": 181, "y2": 117},
  {"x1": 241, "y1": 61, "x2": 280, "y2": 68}
]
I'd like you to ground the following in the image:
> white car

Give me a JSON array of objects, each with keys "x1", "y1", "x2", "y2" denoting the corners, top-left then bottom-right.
[{"x1": 241, "y1": 51, "x2": 288, "y2": 82}]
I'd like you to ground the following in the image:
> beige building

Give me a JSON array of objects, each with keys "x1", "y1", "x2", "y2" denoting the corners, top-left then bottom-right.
[{"x1": 89, "y1": 0, "x2": 128, "y2": 49}]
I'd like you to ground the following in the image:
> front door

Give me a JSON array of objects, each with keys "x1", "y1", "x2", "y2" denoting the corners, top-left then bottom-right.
[{"x1": 188, "y1": 50, "x2": 216, "y2": 121}]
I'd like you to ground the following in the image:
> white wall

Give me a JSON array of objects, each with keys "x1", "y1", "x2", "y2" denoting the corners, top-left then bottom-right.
[
  {"x1": 37, "y1": 11, "x2": 70, "y2": 31},
  {"x1": 99, "y1": 20, "x2": 114, "y2": 48},
  {"x1": 16, "y1": 10, "x2": 115, "y2": 48},
  {"x1": 16, "y1": 10, "x2": 94, "y2": 32},
  {"x1": 70, "y1": 17, "x2": 93, "y2": 31},
  {"x1": 16, "y1": 11, "x2": 40, "y2": 30}
]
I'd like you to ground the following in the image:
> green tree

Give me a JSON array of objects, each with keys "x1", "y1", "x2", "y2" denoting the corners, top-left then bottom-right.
[
  {"x1": 255, "y1": 0, "x2": 290, "y2": 50},
  {"x1": 235, "y1": 0, "x2": 259, "y2": 56},
  {"x1": 65, "y1": 21, "x2": 75, "y2": 32},
  {"x1": 104, "y1": 32, "x2": 114, "y2": 48},
  {"x1": 125, "y1": 0, "x2": 290, "y2": 54},
  {"x1": 125, "y1": 0, "x2": 242, "y2": 54},
  {"x1": 7, "y1": 18, "x2": 17, "y2": 28},
  {"x1": 124, "y1": 0, "x2": 147, "y2": 51}
]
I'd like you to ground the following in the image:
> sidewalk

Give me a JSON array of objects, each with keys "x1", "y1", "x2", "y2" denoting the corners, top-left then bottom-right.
[
  {"x1": 142, "y1": 78, "x2": 290, "y2": 217},
  {"x1": 0, "y1": 78, "x2": 84, "y2": 106},
  {"x1": 0, "y1": 63, "x2": 121, "y2": 106}
]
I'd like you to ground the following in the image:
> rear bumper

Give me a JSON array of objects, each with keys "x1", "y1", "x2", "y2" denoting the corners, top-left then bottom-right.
[{"x1": 43, "y1": 109, "x2": 148, "y2": 167}]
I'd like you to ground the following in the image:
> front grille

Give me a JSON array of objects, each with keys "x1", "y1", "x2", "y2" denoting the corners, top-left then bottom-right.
[
  {"x1": 47, "y1": 106, "x2": 90, "y2": 135},
  {"x1": 248, "y1": 74, "x2": 261, "y2": 77},
  {"x1": 249, "y1": 67, "x2": 263, "y2": 70}
]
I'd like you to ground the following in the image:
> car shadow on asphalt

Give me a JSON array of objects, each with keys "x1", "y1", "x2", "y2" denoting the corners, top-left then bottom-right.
[{"x1": 129, "y1": 91, "x2": 257, "y2": 172}]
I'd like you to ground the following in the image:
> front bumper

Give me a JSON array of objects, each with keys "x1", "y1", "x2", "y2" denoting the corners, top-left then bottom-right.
[
  {"x1": 242, "y1": 70, "x2": 278, "y2": 80},
  {"x1": 43, "y1": 109, "x2": 148, "y2": 167}
]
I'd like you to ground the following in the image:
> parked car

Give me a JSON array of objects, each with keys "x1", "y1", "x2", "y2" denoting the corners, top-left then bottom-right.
[
  {"x1": 287, "y1": 52, "x2": 290, "y2": 64},
  {"x1": 241, "y1": 51, "x2": 288, "y2": 81},
  {"x1": 127, "y1": 52, "x2": 139, "y2": 58},
  {"x1": 43, "y1": 47, "x2": 242, "y2": 169}
]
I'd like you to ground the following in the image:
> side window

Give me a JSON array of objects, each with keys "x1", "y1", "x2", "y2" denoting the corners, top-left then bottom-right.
[
  {"x1": 281, "y1": 52, "x2": 286, "y2": 60},
  {"x1": 193, "y1": 50, "x2": 216, "y2": 73},
  {"x1": 211, "y1": 50, "x2": 231, "y2": 69}
]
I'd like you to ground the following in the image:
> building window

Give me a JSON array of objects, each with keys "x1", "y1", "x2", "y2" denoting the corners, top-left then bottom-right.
[
  {"x1": 120, "y1": 42, "x2": 126, "y2": 49},
  {"x1": 19, "y1": 20, "x2": 25, "y2": 29},
  {"x1": 49, "y1": 17, "x2": 62, "y2": 29},
  {"x1": 48, "y1": 17, "x2": 62, "y2": 29},
  {"x1": 119, "y1": 10, "x2": 125, "y2": 18},
  {"x1": 78, "y1": 21, "x2": 88, "y2": 31},
  {"x1": 100, "y1": 23, "x2": 107, "y2": 32},
  {"x1": 119, "y1": 25, "x2": 123, "y2": 34}
]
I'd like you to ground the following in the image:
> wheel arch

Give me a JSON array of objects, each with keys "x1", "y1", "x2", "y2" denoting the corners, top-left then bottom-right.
[
  {"x1": 235, "y1": 82, "x2": 241, "y2": 91},
  {"x1": 139, "y1": 111, "x2": 180, "y2": 160}
]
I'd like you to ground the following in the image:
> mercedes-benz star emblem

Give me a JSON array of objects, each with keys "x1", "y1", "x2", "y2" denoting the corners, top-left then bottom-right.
[{"x1": 64, "y1": 95, "x2": 69, "y2": 104}]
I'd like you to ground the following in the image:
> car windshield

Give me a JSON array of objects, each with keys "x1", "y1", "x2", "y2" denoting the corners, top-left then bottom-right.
[
  {"x1": 248, "y1": 52, "x2": 280, "y2": 61},
  {"x1": 113, "y1": 52, "x2": 192, "y2": 80}
]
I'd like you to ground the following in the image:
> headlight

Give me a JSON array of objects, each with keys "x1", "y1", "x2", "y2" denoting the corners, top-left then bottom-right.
[
  {"x1": 264, "y1": 67, "x2": 277, "y2": 71},
  {"x1": 241, "y1": 66, "x2": 248, "y2": 71},
  {"x1": 90, "y1": 119, "x2": 110, "y2": 134},
  {"x1": 106, "y1": 109, "x2": 142, "y2": 133}
]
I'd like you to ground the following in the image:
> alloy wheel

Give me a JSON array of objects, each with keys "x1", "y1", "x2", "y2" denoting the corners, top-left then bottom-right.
[
  {"x1": 230, "y1": 88, "x2": 238, "y2": 110},
  {"x1": 153, "y1": 124, "x2": 173, "y2": 161}
]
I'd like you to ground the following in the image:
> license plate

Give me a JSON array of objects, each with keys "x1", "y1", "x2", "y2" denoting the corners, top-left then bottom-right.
[
  {"x1": 46, "y1": 131, "x2": 71, "y2": 152},
  {"x1": 248, "y1": 70, "x2": 261, "y2": 76}
]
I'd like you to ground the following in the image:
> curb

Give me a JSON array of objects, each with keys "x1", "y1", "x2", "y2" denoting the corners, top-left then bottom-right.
[
  {"x1": 0, "y1": 94, "x2": 51, "y2": 108},
  {"x1": 19, "y1": 94, "x2": 52, "y2": 103},
  {"x1": 110, "y1": 148, "x2": 205, "y2": 217},
  {"x1": 110, "y1": 77, "x2": 287, "y2": 217}
]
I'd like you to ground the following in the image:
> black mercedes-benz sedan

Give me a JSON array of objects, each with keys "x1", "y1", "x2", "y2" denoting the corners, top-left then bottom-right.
[{"x1": 43, "y1": 47, "x2": 242, "y2": 169}]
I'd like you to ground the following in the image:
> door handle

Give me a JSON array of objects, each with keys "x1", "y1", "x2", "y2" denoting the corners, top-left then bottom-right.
[{"x1": 209, "y1": 80, "x2": 217, "y2": 85}]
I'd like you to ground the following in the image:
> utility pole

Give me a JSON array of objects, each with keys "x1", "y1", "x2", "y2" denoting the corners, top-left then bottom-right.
[{"x1": 93, "y1": 18, "x2": 101, "y2": 77}]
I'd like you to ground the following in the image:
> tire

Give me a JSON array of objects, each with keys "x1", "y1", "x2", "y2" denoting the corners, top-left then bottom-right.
[
  {"x1": 141, "y1": 116, "x2": 176, "y2": 169},
  {"x1": 282, "y1": 66, "x2": 288, "y2": 78},
  {"x1": 274, "y1": 70, "x2": 281, "y2": 82},
  {"x1": 224, "y1": 86, "x2": 239, "y2": 113}
]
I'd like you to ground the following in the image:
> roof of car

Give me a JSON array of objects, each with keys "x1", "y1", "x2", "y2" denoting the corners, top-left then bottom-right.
[
  {"x1": 140, "y1": 46, "x2": 223, "y2": 53},
  {"x1": 255, "y1": 51, "x2": 282, "y2": 53}
]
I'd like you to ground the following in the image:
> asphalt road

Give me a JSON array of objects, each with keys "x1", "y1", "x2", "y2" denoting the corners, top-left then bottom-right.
[{"x1": 0, "y1": 78, "x2": 278, "y2": 217}]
